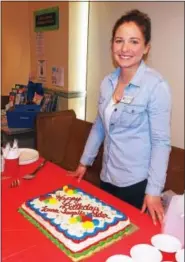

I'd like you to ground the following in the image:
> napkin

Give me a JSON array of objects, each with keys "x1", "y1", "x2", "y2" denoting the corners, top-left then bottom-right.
[{"x1": 2, "y1": 140, "x2": 20, "y2": 160}]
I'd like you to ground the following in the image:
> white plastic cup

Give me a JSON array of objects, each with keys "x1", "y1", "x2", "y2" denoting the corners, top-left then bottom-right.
[{"x1": 162, "y1": 194, "x2": 184, "y2": 247}]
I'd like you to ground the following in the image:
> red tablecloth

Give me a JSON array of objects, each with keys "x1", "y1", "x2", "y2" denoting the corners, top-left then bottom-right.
[{"x1": 2, "y1": 159, "x2": 177, "y2": 262}]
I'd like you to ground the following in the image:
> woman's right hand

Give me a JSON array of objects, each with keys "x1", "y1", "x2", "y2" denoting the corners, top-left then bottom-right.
[{"x1": 67, "y1": 164, "x2": 87, "y2": 183}]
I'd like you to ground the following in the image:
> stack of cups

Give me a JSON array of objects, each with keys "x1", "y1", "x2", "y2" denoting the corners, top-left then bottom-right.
[{"x1": 162, "y1": 193, "x2": 184, "y2": 247}]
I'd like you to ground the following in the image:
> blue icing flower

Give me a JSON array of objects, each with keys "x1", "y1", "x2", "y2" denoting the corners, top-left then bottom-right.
[
  {"x1": 92, "y1": 219, "x2": 100, "y2": 226},
  {"x1": 87, "y1": 213, "x2": 92, "y2": 219}
]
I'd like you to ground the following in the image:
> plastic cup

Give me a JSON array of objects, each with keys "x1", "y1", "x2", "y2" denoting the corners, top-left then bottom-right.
[{"x1": 3, "y1": 157, "x2": 20, "y2": 178}]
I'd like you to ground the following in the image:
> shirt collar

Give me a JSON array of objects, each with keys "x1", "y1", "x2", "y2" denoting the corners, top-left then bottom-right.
[{"x1": 108, "y1": 60, "x2": 147, "y2": 88}]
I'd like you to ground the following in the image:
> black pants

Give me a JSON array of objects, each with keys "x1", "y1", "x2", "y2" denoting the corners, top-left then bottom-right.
[{"x1": 100, "y1": 179, "x2": 147, "y2": 210}]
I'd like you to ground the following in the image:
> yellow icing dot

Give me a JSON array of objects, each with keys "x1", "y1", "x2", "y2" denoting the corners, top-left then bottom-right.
[
  {"x1": 82, "y1": 221, "x2": 94, "y2": 229},
  {"x1": 49, "y1": 198, "x2": 58, "y2": 204},
  {"x1": 69, "y1": 217, "x2": 77, "y2": 224},
  {"x1": 63, "y1": 185, "x2": 68, "y2": 191},
  {"x1": 67, "y1": 189, "x2": 74, "y2": 195}
]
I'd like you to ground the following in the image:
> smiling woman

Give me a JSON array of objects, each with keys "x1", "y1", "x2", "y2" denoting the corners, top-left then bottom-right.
[
  {"x1": 111, "y1": 10, "x2": 151, "y2": 102},
  {"x1": 70, "y1": 9, "x2": 172, "y2": 226},
  {"x1": 112, "y1": 21, "x2": 150, "y2": 73}
]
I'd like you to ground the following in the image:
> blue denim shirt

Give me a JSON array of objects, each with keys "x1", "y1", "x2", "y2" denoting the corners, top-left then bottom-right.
[{"x1": 80, "y1": 61, "x2": 172, "y2": 196}]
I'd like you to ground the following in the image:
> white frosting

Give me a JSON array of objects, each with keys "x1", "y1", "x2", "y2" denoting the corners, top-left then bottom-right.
[{"x1": 21, "y1": 188, "x2": 130, "y2": 253}]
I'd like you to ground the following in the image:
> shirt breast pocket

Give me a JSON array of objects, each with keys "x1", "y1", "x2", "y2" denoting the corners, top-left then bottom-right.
[{"x1": 119, "y1": 104, "x2": 146, "y2": 128}]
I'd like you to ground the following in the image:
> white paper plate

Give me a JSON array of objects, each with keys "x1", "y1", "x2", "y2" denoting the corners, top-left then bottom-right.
[
  {"x1": 19, "y1": 148, "x2": 39, "y2": 165},
  {"x1": 151, "y1": 234, "x2": 182, "y2": 253},
  {"x1": 130, "y1": 244, "x2": 162, "y2": 262},
  {"x1": 106, "y1": 254, "x2": 133, "y2": 262},
  {"x1": 176, "y1": 249, "x2": 184, "y2": 262}
]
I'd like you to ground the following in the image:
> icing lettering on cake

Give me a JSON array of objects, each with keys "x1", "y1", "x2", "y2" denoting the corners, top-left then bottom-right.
[{"x1": 19, "y1": 185, "x2": 131, "y2": 261}]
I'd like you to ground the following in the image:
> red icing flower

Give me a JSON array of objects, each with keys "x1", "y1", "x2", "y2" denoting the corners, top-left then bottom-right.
[
  {"x1": 39, "y1": 196, "x2": 48, "y2": 201},
  {"x1": 81, "y1": 214, "x2": 92, "y2": 222},
  {"x1": 39, "y1": 195, "x2": 52, "y2": 201}
]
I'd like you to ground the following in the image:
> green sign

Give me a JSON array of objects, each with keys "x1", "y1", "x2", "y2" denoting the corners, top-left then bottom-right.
[{"x1": 34, "y1": 6, "x2": 59, "y2": 32}]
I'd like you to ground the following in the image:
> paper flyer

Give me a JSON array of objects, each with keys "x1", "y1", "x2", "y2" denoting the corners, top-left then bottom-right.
[{"x1": 51, "y1": 66, "x2": 64, "y2": 87}]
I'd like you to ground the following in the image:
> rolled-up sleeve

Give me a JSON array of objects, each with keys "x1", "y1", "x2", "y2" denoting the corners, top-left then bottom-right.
[{"x1": 145, "y1": 80, "x2": 172, "y2": 196}]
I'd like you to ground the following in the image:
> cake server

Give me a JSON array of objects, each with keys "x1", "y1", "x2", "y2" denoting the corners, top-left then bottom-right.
[{"x1": 23, "y1": 159, "x2": 47, "y2": 180}]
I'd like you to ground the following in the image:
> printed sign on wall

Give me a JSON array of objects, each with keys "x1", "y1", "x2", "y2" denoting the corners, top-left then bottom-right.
[
  {"x1": 51, "y1": 66, "x2": 64, "y2": 87},
  {"x1": 34, "y1": 6, "x2": 59, "y2": 32}
]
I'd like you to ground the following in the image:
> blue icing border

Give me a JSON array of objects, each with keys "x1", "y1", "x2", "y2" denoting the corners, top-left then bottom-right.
[{"x1": 25, "y1": 185, "x2": 128, "y2": 241}]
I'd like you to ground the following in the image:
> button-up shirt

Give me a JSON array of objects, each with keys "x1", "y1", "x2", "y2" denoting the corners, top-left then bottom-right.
[{"x1": 80, "y1": 61, "x2": 172, "y2": 196}]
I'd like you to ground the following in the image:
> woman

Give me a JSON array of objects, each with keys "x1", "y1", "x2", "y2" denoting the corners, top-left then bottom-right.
[{"x1": 69, "y1": 9, "x2": 172, "y2": 225}]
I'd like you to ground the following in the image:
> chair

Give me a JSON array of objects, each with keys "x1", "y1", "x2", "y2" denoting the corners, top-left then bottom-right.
[
  {"x1": 36, "y1": 110, "x2": 102, "y2": 187},
  {"x1": 164, "y1": 146, "x2": 184, "y2": 194},
  {"x1": 36, "y1": 110, "x2": 76, "y2": 164},
  {"x1": 61, "y1": 118, "x2": 92, "y2": 170}
]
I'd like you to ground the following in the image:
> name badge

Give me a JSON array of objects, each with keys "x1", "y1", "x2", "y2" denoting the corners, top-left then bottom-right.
[{"x1": 120, "y1": 96, "x2": 134, "y2": 104}]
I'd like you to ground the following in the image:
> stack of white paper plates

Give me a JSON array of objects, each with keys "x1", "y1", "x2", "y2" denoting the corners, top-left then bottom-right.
[
  {"x1": 151, "y1": 234, "x2": 182, "y2": 253},
  {"x1": 130, "y1": 244, "x2": 162, "y2": 262},
  {"x1": 19, "y1": 148, "x2": 39, "y2": 165}
]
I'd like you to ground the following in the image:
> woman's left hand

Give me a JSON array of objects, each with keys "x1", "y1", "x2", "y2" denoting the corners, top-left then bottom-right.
[{"x1": 141, "y1": 194, "x2": 164, "y2": 225}]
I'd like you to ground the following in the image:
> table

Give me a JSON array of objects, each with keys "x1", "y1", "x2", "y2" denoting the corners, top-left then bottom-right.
[
  {"x1": 2, "y1": 159, "x2": 177, "y2": 262},
  {"x1": 1, "y1": 111, "x2": 36, "y2": 149}
]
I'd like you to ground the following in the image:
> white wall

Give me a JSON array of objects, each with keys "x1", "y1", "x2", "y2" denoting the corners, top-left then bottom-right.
[
  {"x1": 68, "y1": 2, "x2": 89, "y2": 120},
  {"x1": 86, "y1": 2, "x2": 184, "y2": 149}
]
